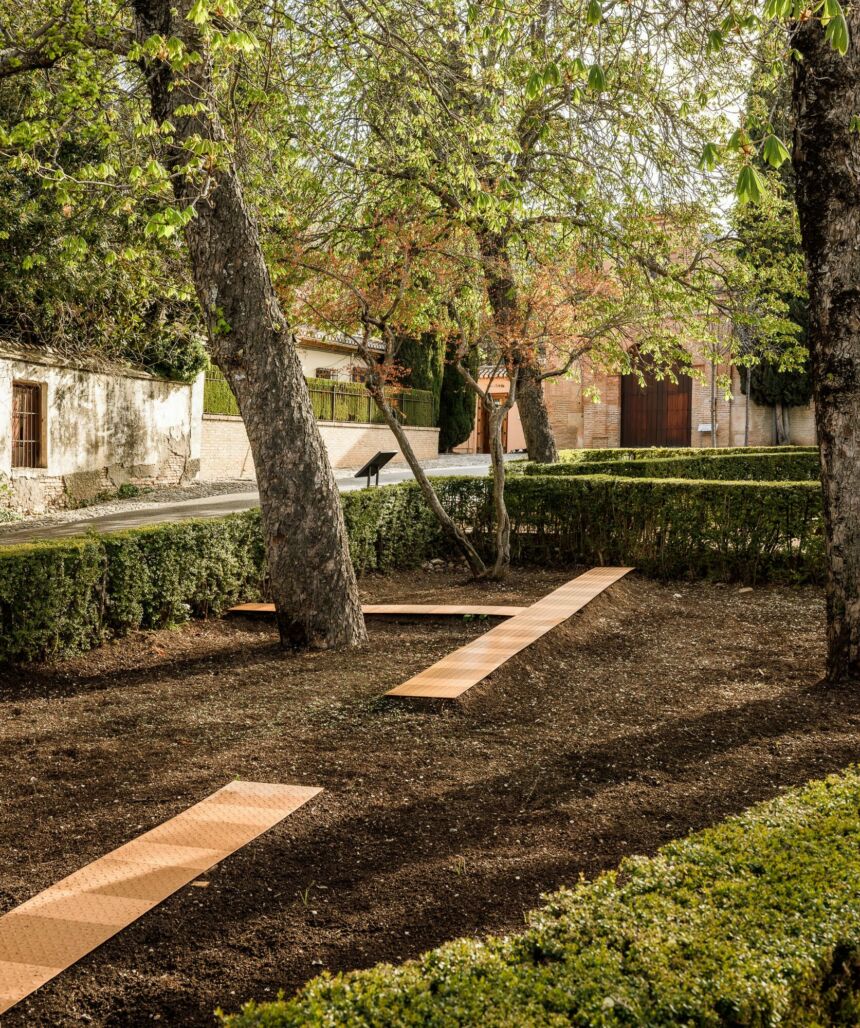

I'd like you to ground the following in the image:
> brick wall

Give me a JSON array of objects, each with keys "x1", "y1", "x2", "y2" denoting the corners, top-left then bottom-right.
[{"x1": 200, "y1": 415, "x2": 441, "y2": 480}]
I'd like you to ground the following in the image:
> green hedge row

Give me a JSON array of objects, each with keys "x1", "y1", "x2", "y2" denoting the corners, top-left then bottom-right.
[
  {"x1": 0, "y1": 474, "x2": 823, "y2": 663},
  {"x1": 440, "y1": 474, "x2": 823, "y2": 584},
  {"x1": 527, "y1": 450, "x2": 821, "y2": 482},
  {"x1": 0, "y1": 487, "x2": 444, "y2": 664},
  {"x1": 222, "y1": 767, "x2": 860, "y2": 1027},
  {"x1": 549, "y1": 444, "x2": 817, "y2": 465}
]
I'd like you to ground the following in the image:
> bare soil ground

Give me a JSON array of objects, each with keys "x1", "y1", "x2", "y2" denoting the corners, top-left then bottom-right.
[{"x1": 0, "y1": 567, "x2": 856, "y2": 1026}]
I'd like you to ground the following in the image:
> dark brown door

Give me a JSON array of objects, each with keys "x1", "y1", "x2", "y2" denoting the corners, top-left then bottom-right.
[{"x1": 621, "y1": 367, "x2": 691, "y2": 447}]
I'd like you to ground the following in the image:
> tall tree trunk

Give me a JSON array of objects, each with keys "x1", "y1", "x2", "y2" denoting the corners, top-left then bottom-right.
[
  {"x1": 133, "y1": 0, "x2": 366, "y2": 650},
  {"x1": 793, "y1": 10, "x2": 860, "y2": 683},
  {"x1": 774, "y1": 402, "x2": 791, "y2": 446},
  {"x1": 476, "y1": 230, "x2": 559, "y2": 463},
  {"x1": 487, "y1": 402, "x2": 512, "y2": 578},
  {"x1": 517, "y1": 364, "x2": 560, "y2": 464}
]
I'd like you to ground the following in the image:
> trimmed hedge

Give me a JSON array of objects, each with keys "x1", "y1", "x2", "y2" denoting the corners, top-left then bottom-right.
[
  {"x1": 547, "y1": 444, "x2": 817, "y2": 466},
  {"x1": 527, "y1": 450, "x2": 821, "y2": 482},
  {"x1": 440, "y1": 474, "x2": 823, "y2": 584},
  {"x1": 222, "y1": 767, "x2": 860, "y2": 1027},
  {"x1": 0, "y1": 486, "x2": 444, "y2": 664},
  {"x1": 0, "y1": 473, "x2": 824, "y2": 663}
]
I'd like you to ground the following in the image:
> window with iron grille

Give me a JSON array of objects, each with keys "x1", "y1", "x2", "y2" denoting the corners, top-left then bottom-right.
[
  {"x1": 314, "y1": 367, "x2": 335, "y2": 380},
  {"x1": 12, "y1": 382, "x2": 43, "y2": 468}
]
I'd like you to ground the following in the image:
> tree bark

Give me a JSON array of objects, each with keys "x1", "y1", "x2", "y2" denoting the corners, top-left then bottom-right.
[
  {"x1": 132, "y1": 0, "x2": 366, "y2": 649},
  {"x1": 793, "y1": 10, "x2": 860, "y2": 683},
  {"x1": 518, "y1": 364, "x2": 559, "y2": 464},
  {"x1": 476, "y1": 231, "x2": 559, "y2": 463}
]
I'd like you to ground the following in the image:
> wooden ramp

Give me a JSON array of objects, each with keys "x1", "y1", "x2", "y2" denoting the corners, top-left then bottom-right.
[
  {"x1": 386, "y1": 567, "x2": 634, "y2": 700},
  {"x1": 0, "y1": 781, "x2": 320, "y2": 1014},
  {"x1": 228, "y1": 602, "x2": 526, "y2": 618}
]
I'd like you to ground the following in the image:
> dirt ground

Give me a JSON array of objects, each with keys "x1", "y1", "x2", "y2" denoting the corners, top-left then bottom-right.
[{"x1": 1, "y1": 566, "x2": 858, "y2": 1026}]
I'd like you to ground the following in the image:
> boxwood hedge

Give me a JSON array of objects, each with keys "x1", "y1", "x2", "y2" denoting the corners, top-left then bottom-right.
[
  {"x1": 0, "y1": 471, "x2": 824, "y2": 664},
  {"x1": 549, "y1": 444, "x2": 817, "y2": 465},
  {"x1": 0, "y1": 485, "x2": 445, "y2": 664},
  {"x1": 221, "y1": 767, "x2": 860, "y2": 1027},
  {"x1": 526, "y1": 450, "x2": 821, "y2": 482}
]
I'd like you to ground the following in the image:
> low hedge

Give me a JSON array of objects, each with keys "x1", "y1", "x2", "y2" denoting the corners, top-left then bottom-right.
[
  {"x1": 0, "y1": 486, "x2": 443, "y2": 664},
  {"x1": 222, "y1": 767, "x2": 860, "y2": 1027},
  {"x1": 0, "y1": 474, "x2": 823, "y2": 663},
  {"x1": 527, "y1": 450, "x2": 821, "y2": 482},
  {"x1": 441, "y1": 474, "x2": 823, "y2": 584},
  {"x1": 548, "y1": 444, "x2": 817, "y2": 466}
]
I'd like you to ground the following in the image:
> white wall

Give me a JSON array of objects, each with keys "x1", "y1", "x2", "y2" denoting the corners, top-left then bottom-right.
[
  {"x1": 200, "y1": 414, "x2": 440, "y2": 480},
  {"x1": 0, "y1": 350, "x2": 201, "y2": 512},
  {"x1": 297, "y1": 344, "x2": 356, "y2": 380}
]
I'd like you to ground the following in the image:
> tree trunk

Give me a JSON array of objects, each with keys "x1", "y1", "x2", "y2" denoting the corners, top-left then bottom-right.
[
  {"x1": 365, "y1": 377, "x2": 487, "y2": 578},
  {"x1": 476, "y1": 230, "x2": 559, "y2": 463},
  {"x1": 487, "y1": 402, "x2": 512, "y2": 578},
  {"x1": 518, "y1": 364, "x2": 560, "y2": 464},
  {"x1": 132, "y1": 0, "x2": 366, "y2": 650},
  {"x1": 793, "y1": 10, "x2": 860, "y2": 683},
  {"x1": 774, "y1": 402, "x2": 790, "y2": 446}
]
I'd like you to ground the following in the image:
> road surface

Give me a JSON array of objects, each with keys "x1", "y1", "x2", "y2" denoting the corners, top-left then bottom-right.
[{"x1": 0, "y1": 457, "x2": 504, "y2": 545}]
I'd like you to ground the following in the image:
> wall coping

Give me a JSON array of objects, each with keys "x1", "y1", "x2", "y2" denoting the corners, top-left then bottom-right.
[{"x1": 202, "y1": 413, "x2": 439, "y2": 433}]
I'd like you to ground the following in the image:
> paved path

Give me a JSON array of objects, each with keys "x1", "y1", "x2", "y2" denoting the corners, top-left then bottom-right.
[{"x1": 0, "y1": 458, "x2": 501, "y2": 545}]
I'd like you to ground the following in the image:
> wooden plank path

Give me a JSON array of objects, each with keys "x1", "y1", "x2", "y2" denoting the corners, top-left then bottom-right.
[
  {"x1": 228, "y1": 602, "x2": 527, "y2": 618},
  {"x1": 0, "y1": 781, "x2": 321, "y2": 1014},
  {"x1": 386, "y1": 567, "x2": 634, "y2": 700}
]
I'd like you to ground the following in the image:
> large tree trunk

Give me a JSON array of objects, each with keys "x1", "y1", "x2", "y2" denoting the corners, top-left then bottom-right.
[
  {"x1": 517, "y1": 364, "x2": 559, "y2": 464},
  {"x1": 476, "y1": 231, "x2": 559, "y2": 463},
  {"x1": 793, "y1": 10, "x2": 860, "y2": 683},
  {"x1": 133, "y1": 0, "x2": 366, "y2": 650}
]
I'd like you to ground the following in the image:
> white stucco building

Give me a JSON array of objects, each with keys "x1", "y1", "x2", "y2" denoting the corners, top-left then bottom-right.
[
  {"x1": 1, "y1": 335, "x2": 441, "y2": 514},
  {"x1": 2, "y1": 344, "x2": 204, "y2": 513}
]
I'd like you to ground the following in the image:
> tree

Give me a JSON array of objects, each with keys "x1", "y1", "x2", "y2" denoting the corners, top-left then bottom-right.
[
  {"x1": 395, "y1": 333, "x2": 444, "y2": 427},
  {"x1": 0, "y1": 1, "x2": 367, "y2": 650},
  {"x1": 439, "y1": 341, "x2": 478, "y2": 452},
  {"x1": 791, "y1": 5, "x2": 860, "y2": 682},
  {"x1": 292, "y1": 0, "x2": 743, "y2": 463}
]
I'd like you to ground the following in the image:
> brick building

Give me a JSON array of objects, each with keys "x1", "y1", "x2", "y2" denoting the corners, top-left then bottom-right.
[{"x1": 456, "y1": 349, "x2": 816, "y2": 454}]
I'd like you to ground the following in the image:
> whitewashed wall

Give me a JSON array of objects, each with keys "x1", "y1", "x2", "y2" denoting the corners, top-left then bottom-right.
[{"x1": 0, "y1": 348, "x2": 203, "y2": 513}]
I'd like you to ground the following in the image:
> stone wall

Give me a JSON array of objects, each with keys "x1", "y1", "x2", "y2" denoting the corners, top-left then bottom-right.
[
  {"x1": 0, "y1": 348, "x2": 203, "y2": 513},
  {"x1": 200, "y1": 414, "x2": 441, "y2": 479}
]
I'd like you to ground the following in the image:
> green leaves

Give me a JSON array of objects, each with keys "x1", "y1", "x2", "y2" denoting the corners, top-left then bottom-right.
[
  {"x1": 587, "y1": 64, "x2": 606, "y2": 92},
  {"x1": 736, "y1": 164, "x2": 767, "y2": 205},
  {"x1": 586, "y1": 0, "x2": 602, "y2": 27},
  {"x1": 762, "y1": 134, "x2": 790, "y2": 169},
  {"x1": 698, "y1": 142, "x2": 720, "y2": 172},
  {"x1": 825, "y1": 11, "x2": 849, "y2": 55}
]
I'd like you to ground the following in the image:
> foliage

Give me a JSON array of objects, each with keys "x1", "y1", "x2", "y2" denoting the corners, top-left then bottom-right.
[
  {"x1": 438, "y1": 341, "x2": 478, "y2": 452},
  {"x1": 441, "y1": 474, "x2": 824, "y2": 584},
  {"x1": 1, "y1": 459, "x2": 825, "y2": 663},
  {"x1": 224, "y1": 766, "x2": 860, "y2": 1027},
  {"x1": 527, "y1": 450, "x2": 820, "y2": 481},
  {"x1": 0, "y1": 68, "x2": 207, "y2": 381},
  {"x1": 547, "y1": 445, "x2": 816, "y2": 464},
  {"x1": 0, "y1": 487, "x2": 445, "y2": 664},
  {"x1": 203, "y1": 368, "x2": 436, "y2": 428},
  {"x1": 396, "y1": 333, "x2": 444, "y2": 422}
]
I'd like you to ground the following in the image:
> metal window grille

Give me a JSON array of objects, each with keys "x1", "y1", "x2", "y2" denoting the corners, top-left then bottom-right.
[{"x1": 12, "y1": 383, "x2": 42, "y2": 468}]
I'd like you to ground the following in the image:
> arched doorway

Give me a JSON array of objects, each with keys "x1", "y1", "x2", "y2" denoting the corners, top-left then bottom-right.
[{"x1": 620, "y1": 364, "x2": 692, "y2": 448}]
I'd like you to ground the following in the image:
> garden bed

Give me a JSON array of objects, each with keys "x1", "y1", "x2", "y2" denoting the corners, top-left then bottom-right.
[{"x1": 0, "y1": 567, "x2": 856, "y2": 1025}]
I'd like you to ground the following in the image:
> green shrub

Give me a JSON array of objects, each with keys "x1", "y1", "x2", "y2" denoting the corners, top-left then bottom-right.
[
  {"x1": 222, "y1": 767, "x2": 860, "y2": 1027},
  {"x1": 0, "y1": 474, "x2": 822, "y2": 663},
  {"x1": 0, "y1": 488, "x2": 443, "y2": 664},
  {"x1": 439, "y1": 474, "x2": 823, "y2": 584},
  {"x1": 550, "y1": 445, "x2": 816, "y2": 465},
  {"x1": 527, "y1": 450, "x2": 820, "y2": 482}
]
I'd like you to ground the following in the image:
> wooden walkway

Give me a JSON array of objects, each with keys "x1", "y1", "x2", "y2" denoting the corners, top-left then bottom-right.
[
  {"x1": 386, "y1": 567, "x2": 633, "y2": 700},
  {"x1": 0, "y1": 781, "x2": 321, "y2": 1014},
  {"x1": 228, "y1": 603, "x2": 526, "y2": 618}
]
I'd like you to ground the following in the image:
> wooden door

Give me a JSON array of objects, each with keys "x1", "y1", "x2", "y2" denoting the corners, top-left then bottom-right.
[
  {"x1": 621, "y1": 366, "x2": 691, "y2": 447},
  {"x1": 478, "y1": 398, "x2": 510, "y2": 453}
]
